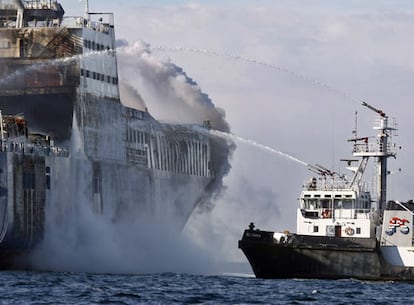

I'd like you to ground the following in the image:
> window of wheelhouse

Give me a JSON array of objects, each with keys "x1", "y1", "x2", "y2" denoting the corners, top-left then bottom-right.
[
  {"x1": 333, "y1": 199, "x2": 354, "y2": 209},
  {"x1": 302, "y1": 198, "x2": 319, "y2": 210},
  {"x1": 320, "y1": 199, "x2": 330, "y2": 209}
]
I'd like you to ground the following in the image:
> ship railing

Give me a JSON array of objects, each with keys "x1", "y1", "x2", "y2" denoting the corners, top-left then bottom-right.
[
  {"x1": 0, "y1": 4, "x2": 16, "y2": 10},
  {"x1": 354, "y1": 209, "x2": 371, "y2": 219},
  {"x1": 353, "y1": 142, "x2": 396, "y2": 155},
  {"x1": 303, "y1": 180, "x2": 354, "y2": 191},
  {"x1": 62, "y1": 14, "x2": 113, "y2": 34},
  {"x1": 23, "y1": 1, "x2": 58, "y2": 10},
  {"x1": 0, "y1": 140, "x2": 69, "y2": 157}
]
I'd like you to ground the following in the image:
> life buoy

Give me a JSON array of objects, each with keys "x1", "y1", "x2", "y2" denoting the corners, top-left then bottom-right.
[
  {"x1": 345, "y1": 227, "x2": 355, "y2": 236},
  {"x1": 322, "y1": 209, "x2": 332, "y2": 218}
]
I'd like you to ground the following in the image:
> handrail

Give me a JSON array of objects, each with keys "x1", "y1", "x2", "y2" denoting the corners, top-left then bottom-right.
[{"x1": 0, "y1": 139, "x2": 69, "y2": 157}]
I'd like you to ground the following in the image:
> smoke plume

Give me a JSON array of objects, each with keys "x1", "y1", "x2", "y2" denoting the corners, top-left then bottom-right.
[
  {"x1": 117, "y1": 40, "x2": 235, "y2": 210},
  {"x1": 119, "y1": 81, "x2": 147, "y2": 111}
]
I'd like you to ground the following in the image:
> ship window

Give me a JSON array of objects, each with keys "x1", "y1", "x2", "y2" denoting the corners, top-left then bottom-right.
[
  {"x1": 356, "y1": 228, "x2": 361, "y2": 234},
  {"x1": 303, "y1": 199, "x2": 318, "y2": 209},
  {"x1": 0, "y1": 40, "x2": 11, "y2": 49},
  {"x1": 342, "y1": 199, "x2": 353, "y2": 209},
  {"x1": 80, "y1": 69, "x2": 85, "y2": 76},
  {"x1": 321, "y1": 199, "x2": 330, "y2": 209},
  {"x1": 45, "y1": 167, "x2": 51, "y2": 190},
  {"x1": 83, "y1": 40, "x2": 88, "y2": 48},
  {"x1": 334, "y1": 199, "x2": 343, "y2": 209},
  {"x1": 92, "y1": 41, "x2": 96, "y2": 50},
  {"x1": 313, "y1": 226, "x2": 319, "y2": 233},
  {"x1": 345, "y1": 195, "x2": 352, "y2": 198},
  {"x1": 107, "y1": 75, "x2": 111, "y2": 83},
  {"x1": 86, "y1": 70, "x2": 90, "y2": 78},
  {"x1": 101, "y1": 74, "x2": 105, "y2": 81},
  {"x1": 314, "y1": 195, "x2": 321, "y2": 198},
  {"x1": 304, "y1": 194, "x2": 311, "y2": 198},
  {"x1": 324, "y1": 195, "x2": 331, "y2": 198},
  {"x1": 335, "y1": 195, "x2": 342, "y2": 198},
  {"x1": 93, "y1": 72, "x2": 97, "y2": 80}
]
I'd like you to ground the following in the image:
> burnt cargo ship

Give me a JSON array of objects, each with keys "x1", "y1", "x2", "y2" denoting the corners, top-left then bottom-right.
[
  {"x1": 239, "y1": 102, "x2": 414, "y2": 280},
  {"x1": 0, "y1": 0, "x2": 230, "y2": 266}
]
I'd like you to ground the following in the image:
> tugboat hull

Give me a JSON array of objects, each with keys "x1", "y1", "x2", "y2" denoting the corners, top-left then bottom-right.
[
  {"x1": 239, "y1": 229, "x2": 414, "y2": 280},
  {"x1": 239, "y1": 229, "x2": 381, "y2": 279}
]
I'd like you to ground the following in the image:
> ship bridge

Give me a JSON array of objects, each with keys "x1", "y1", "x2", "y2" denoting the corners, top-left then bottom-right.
[
  {"x1": 0, "y1": 0, "x2": 64, "y2": 28},
  {"x1": 0, "y1": 0, "x2": 120, "y2": 142}
]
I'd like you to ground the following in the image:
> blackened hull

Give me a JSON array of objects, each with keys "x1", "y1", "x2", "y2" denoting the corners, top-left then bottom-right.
[
  {"x1": 0, "y1": 153, "x2": 47, "y2": 250},
  {"x1": 0, "y1": 249, "x2": 28, "y2": 270},
  {"x1": 0, "y1": 93, "x2": 75, "y2": 142},
  {"x1": 239, "y1": 229, "x2": 382, "y2": 280}
]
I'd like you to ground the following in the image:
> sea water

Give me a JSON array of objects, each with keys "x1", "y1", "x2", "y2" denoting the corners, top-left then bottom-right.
[{"x1": 1, "y1": 271, "x2": 414, "y2": 304}]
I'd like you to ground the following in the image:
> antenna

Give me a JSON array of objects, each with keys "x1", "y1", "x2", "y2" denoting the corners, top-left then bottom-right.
[
  {"x1": 85, "y1": 0, "x2": 90, "y2": 20},
  {"x1": 352, "y1": 110, "x2": 358, "y2": 138}
]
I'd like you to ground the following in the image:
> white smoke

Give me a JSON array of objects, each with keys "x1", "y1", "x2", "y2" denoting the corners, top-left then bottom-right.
[
  {"x1": 119, "y1": 82, "x2": 147, "y2": 111},
  {"x1": 117, "y1": 41, "x2": 230, "y2": 131},
  {"x1": 31, "y1": 115, "x2": 222, "y2": 274},
  {"x1": 117, "y1": 40, "x2": 235, "y2": 210}
]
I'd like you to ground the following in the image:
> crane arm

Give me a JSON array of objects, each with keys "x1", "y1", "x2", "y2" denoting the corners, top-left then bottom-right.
[{"x1": 362, "y1": 101, "x2": 385, "y2": 117}]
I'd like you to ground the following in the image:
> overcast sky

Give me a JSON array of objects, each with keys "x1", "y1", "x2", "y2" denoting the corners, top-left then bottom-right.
[{"x1": 63, "y1": 0, "x2": 414, "y2": 265}]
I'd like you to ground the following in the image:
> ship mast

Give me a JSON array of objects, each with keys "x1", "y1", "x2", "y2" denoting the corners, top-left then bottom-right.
[
  {"x1": 84, "y1": 0, "x2": 90, "y2": 21},
  {"x1": 353, "y1": 102, "x2": 397, "y2": 215}
]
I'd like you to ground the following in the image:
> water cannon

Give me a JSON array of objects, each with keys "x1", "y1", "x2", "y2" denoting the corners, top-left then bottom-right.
[
  {"x1": 362, "y1": 101, "x2": 386, "y2": 117},
  {"x1": 308, "y1": 164, "x2": 334, "y2": 177},
  {"x1": 340, "y1": 159, "x2": 358, "y2": 166}
]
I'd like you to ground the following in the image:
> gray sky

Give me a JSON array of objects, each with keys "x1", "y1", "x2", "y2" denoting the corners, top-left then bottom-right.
[{"x1": 65, "y1": 1, "x2": 414, "y2": 265}]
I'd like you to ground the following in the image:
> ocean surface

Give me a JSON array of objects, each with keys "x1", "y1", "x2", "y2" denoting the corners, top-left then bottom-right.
[{"x1": 1, "y1": 271, "x2": 414, "y2": 304}]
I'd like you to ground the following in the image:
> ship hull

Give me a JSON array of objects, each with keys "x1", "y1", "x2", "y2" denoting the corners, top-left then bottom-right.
[
  {"x1": 239, "y1": 229, "x2": 414, "y2": 280},
  {"x1": 0, "y1": 2, "x2": 231, "y2": 269},
  {"x1": 0, "y1": 92, "x2": 216, "y2": 268}
]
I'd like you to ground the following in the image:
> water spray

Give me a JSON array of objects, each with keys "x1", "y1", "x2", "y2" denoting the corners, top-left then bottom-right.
[
  {"x1": 145, "y1": 45, "x2": 359, "y2": 104},
  {"x1": 0, "y1": 49, "x2": 115, "y2": 87},
  {"x1": 189, "y1": 125, "x2": 309, "y2": 168}
]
